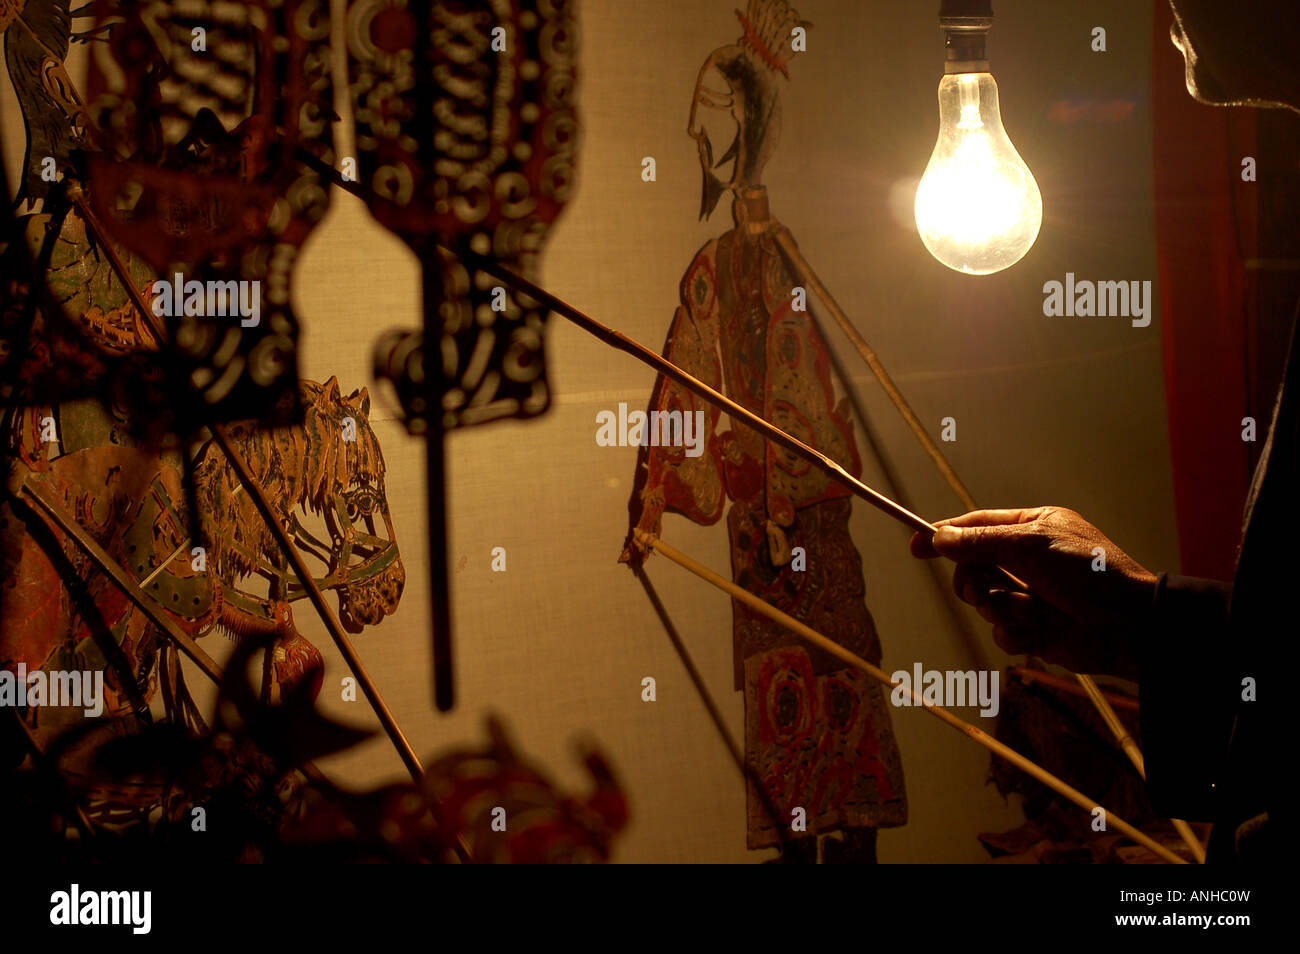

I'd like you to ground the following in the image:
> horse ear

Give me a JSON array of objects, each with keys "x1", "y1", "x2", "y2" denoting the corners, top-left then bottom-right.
[
  {"x1": 323, "y1": 375, "x2": 341, "y2": 402},
  {"x1": 346, "y1": 387, "x2": 370, "y2": 418}
]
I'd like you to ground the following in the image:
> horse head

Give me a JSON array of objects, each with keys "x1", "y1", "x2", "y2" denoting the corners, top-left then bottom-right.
[
  {"x1": 195, "y1": 375, "x2": 404, "y2": 636},
  {"x1": 300, "y1": 376, "x2": 405, "y2": 633}
]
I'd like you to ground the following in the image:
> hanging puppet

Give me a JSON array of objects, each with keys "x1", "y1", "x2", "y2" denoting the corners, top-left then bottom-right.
[
  {"x1": 622, "y1": 0, "x2": 907, "y2": 860},
  {"x1": 345, "y1": 0, "x2": 578, "y2": 710}
]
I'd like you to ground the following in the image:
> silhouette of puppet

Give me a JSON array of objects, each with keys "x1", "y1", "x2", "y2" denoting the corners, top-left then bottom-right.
[{"x1": 622, "y1": 1, "x2": 906, "y2": 860}]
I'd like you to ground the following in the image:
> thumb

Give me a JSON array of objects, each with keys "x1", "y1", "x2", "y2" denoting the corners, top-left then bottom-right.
[{"x1": 930, "y1": 523, "x2": 1031, "y2": 566}]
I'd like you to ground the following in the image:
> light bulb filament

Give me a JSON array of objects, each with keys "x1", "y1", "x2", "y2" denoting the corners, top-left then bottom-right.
[{"x1": 957, "y1": 76, "x2": 983, "y2": 130}]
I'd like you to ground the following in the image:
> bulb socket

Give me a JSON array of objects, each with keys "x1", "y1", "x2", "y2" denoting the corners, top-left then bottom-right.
[
  {"x1": 939, "y1": 0, "x2": 992, "y2": 73},
  {"x1": 938, "y1": 0, "x2": 993, "y2": 19}
]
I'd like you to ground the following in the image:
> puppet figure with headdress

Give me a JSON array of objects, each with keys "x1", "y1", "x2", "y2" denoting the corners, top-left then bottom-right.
[{"x1": 622, "y1": 0, "x2": 907, "y2": 861}]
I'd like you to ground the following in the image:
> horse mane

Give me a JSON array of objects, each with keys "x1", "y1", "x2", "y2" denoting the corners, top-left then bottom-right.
[{"x1": 193, "y1": 376, "x2": 385, "y2": 581}]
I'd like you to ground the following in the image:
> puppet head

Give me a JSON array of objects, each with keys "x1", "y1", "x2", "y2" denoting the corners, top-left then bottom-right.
[{"x1": 688, "y1": 0, "x2": 811, "y2": 219}]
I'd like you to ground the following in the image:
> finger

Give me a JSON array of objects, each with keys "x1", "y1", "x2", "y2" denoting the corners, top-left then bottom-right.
[
  {"x1": 971, "y1": 588, "x2": 1045, "y2": 631},
  {"x1": 916, "y1": 509, "x2": 1047, "y2": 559},
  {"x1": 910, "y1": 529, "x2": 940, "y2": 559},
  {"x1": 992, "y1": 622, "x2": 1043, "y2": 657},
  {"x1": 984, "y1": 588, "x2": 1044, "y2": 629},
  {"x1": 932, "y1": 508, "x2": 1047, "y2": 530},
  {"x1": 952, "y1": 564, "x2": 999, "y2": 605},
  {"x1": 930, "y1": 520, "x2": 1042, "y2": 566}
]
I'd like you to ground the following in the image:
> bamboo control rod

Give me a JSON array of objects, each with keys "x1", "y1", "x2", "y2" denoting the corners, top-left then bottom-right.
[{"x1": 635, "y1": 529, "x2": 1189, "y2": 865}]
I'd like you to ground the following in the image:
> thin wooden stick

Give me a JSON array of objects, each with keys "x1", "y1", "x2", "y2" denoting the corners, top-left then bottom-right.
[
  {"x1": 420, "y1": 260, "x2": 454, "y2": 713},
  {"x1": 66, "y1": 185, "x2": 164, "y2": 345},
  {"x1": 635, "y1": 529, "x2": 1188, "y2": 865},
  {"x1": 1078, "y1": 676, "x2": 1144, "y2": 770},
  {"x1": 137, "y1": 537, "x2": 191, "y2": 589}
]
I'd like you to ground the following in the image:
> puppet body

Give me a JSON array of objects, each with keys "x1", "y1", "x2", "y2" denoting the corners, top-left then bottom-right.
[
  {"x1": 624, "y1": 0, "x2": 907, "y2": 856},
  {"x1": 628, "y1": 190, "x2": 907, "y2": 853}
]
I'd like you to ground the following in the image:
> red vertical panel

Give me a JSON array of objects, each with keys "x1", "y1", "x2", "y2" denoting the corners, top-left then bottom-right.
[{"x1": 1151, "y1": 3, "x2": 1256, "y2": 580}]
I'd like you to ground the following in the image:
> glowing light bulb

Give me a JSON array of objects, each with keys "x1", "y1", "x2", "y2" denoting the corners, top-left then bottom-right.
[{"x1": 915, "y1": 71, "x2": 1041, "y2": 275}]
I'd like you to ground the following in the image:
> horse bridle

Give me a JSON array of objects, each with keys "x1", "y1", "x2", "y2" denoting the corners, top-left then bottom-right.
[
  {"x1": 205, "y1": 482, "x2": 400, "y2": 606},
  {"x1": 287, "y1": 484, "x2": 400, "y2": 598}
]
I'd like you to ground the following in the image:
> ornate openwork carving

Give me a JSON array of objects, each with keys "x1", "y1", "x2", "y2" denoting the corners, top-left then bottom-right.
[
  {"x1": 349, "y1": 0, "x2": 577, "y2": 431},
  {"x1": 83, "y1": 0, "x2": 336, "y2": 425}
]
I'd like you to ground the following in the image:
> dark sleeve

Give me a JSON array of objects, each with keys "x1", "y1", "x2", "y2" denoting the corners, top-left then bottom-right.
[{"x1": 1138, "y1": 572, "x2": 1237, "y2": 820}]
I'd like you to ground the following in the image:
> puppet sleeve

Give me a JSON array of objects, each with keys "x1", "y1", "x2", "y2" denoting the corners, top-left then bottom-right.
[{"x1": 625, "y1": 240, "x2": 726, "y2": 540}]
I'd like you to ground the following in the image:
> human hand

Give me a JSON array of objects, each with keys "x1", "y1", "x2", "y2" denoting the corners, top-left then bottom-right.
[{"x1": 910, "y1": 507, "x2": 1158, "y2": 680}]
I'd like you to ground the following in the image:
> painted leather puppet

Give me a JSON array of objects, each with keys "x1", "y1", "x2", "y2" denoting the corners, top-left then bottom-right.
[{"x1": 623, "y1": 0, "x2": 906, "y2": 860}]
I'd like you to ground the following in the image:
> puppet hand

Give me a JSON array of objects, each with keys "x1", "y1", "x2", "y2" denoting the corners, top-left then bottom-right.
[
  {"x1": 909, "y1": 507, "x2": 1156, "y2": 679},
  {"x1": 619, "y1": 507, "x2": 664, "y2": 565}
]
